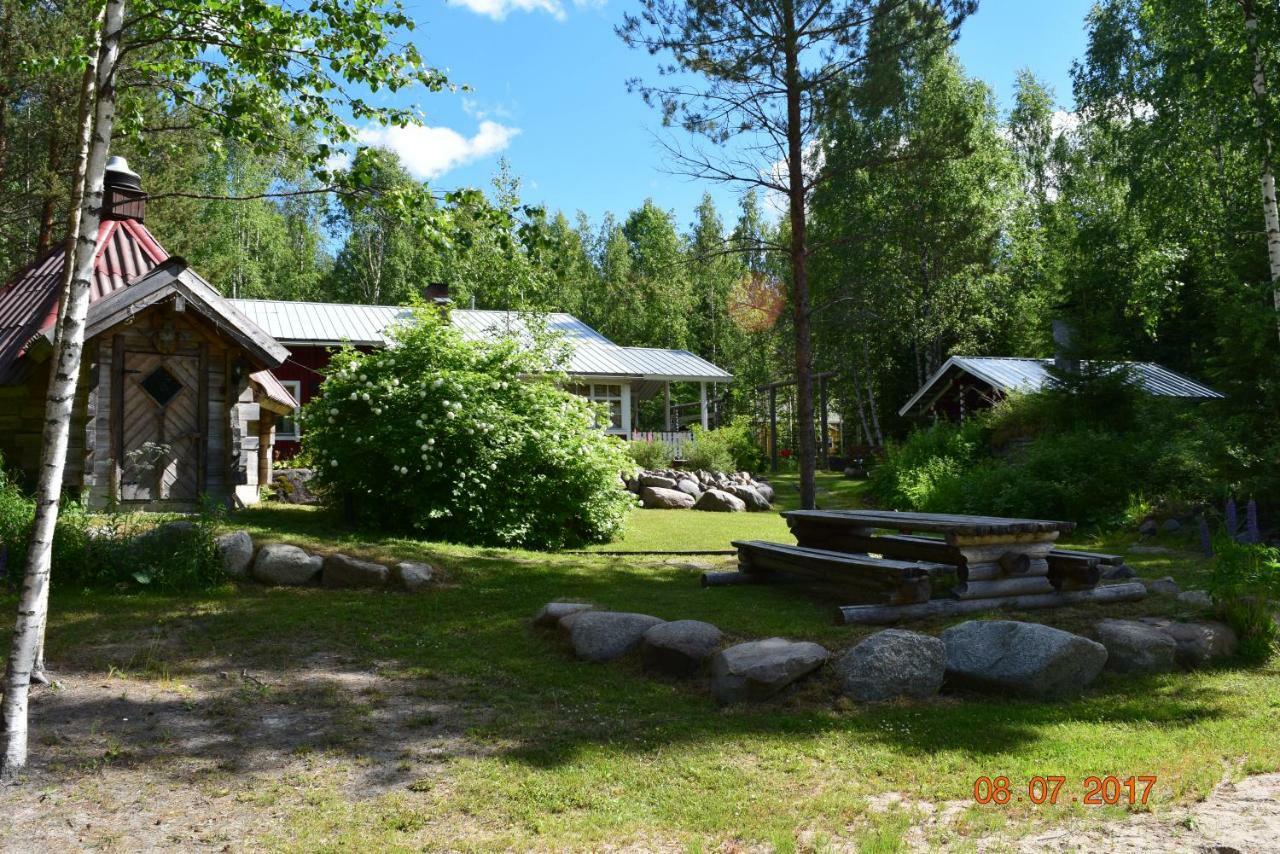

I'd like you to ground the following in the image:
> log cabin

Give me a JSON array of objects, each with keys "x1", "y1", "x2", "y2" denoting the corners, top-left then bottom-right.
[{"x1": 0, "y1": 157, "x2": 296, "y2": 509}]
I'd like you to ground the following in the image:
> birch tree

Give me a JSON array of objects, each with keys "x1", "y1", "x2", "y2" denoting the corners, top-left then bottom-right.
[
  {"x1": 1239, "y1": 0, "x2": 1280, "y2": 339},
  {"x1": 2, "y1": 0, "x2": 448, "y2": 778},
  {"x1": 620, "y1": 0, "x2": 975, "y2": 508}
]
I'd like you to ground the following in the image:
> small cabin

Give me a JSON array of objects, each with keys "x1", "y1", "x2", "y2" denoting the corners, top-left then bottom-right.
[
  {"x1": 899, "y1": 356, "x2": 1224, "y2": 421},
  {"x1": 0, "y1": 158, "x2": 296, "y2": 509}
]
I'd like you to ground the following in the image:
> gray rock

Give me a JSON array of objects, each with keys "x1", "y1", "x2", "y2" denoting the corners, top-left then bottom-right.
[
  {"x1": 1103, "y1": 563, "x2": 1136, "y2": 580},
  {"x1": 1161, "y1": 518, "x2": 1183, "y2": 534},
  {"x1": 322, "y1": 553, "x2": 390, "y2": 589},
  {"x1": 1139, "y1": 618, "x2": 1238, "y2": 668},
  {"x1": 639, "y1": 473, "x2": 678, "y2": 490},
  {"x1": 533, "y1": 602, "x2": 594, "y2": 628},
  {"x1": 836, "y1": 629, "x2": 946, "y2": 702},
  {"x1": 1177, "y1": 589, "x2": 1214, "y2": 609},
  {"x1": 215, "y1": 531, "x2": 254, "y2": 579},
  {"x1": 271, "y1": 468, "x2": 320, "y2": 504},
  {"x1": 674, "y1": 479, "x2": 703, "y2": 500},
  {"x1": 252, "y1": 544, "x2": 322, "y2": 586},
  {"x1": 754, "y1": 481, "x2": 775, "y2": 503},
  {"x1": 557, "y1": 608, "x2": 592, "y2": 634},
  {"x1": 1149, "y1": 576, "x2": 1181, "y2": 596},
  {"x1": 695, "y1": 488, "x2": 747, "y2": 513},
  {"x1": 641, "y1": 620, "x2": 724, "y2": 677},
  {"x1": 569, "y1": 612, "x2": 666, "y2": 662},
  {"x1": 1093, "y1": 619, "x2": 1178, "y2": 675},
  {"x1": 942, "y1": 620, "x2": 1108, "y2": 699},
  {"x1": 726, "y1": 484, "x2": 772, "y2": 512},
  {"x1": 393, "y1": 562, "x2": 434, "y2": 592},
  {"x1": 711, "y1": 638, "x2": 829, "y2": 704},
  {"x1": 1138, "y1": 519, "x2": 1159, "y2": 537},
  {"x1": 641, "y1": 486, "x2": 696, "y2": 510}
]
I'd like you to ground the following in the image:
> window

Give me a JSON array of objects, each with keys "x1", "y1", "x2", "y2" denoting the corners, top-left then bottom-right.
[
  {"x1": 275, "y1": 380, "x2": 303, "y2": 440},
  {"x1": 568, "y1": 382, "x2": 625, "y2": 430}
]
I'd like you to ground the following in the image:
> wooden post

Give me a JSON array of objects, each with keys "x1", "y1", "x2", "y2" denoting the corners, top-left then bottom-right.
[
  {"x1": 664, "y1": 382, "x2": 672, "y2": 432},
  {"x1": 699, "y1": 381, "x2": 708, "y2": 430},
  {"x1": 769, "y1": 385, "x2": 779, "y2": 473}
]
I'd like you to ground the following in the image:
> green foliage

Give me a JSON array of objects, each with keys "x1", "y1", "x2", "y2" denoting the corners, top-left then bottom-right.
[
  {"x1": 627, "y1": 439, "x2": 675, "y2": 470},
  {"x1": 869, "y1": 394, "x2": 1231, "y2": 527},
  {"x1": 695, "y1": 416, "x2": 767, "y2": 473},
  {"x1": 301, "y1": 308, "x2": 635, "y2": 550},
  {"x1": 0, "y1": 460, "x2": 224, "y2": 592},
  {"x1": 1207, "y1": 539, "x2": 1280, "y2": 662},
  {"x1": 684, "y1": 426, "x2": 737, "y2": 473}
]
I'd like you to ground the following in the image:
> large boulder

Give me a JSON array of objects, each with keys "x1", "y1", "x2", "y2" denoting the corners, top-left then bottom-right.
[
  {"x1": 711, "y1": 638, "x2": 829, "y2": 704},
  {"x1": 322, "y1": 553, "x2": 389, "y2": 589},
  {"x1": 215, "y1": 530, "x2": 254, "y2": 579},
  {"x1": 695, "y1": 489, "x2": 747, "y2": 513},
  {"x1": 1149, "y1": 576, "x2": 1181, "y2": 596},
  {"x1": 753, "y1": 481, "x2": 775, "y2": 503},
  {"x1": 836, "y1": 629, "x2": 946, "y2": 702},
  {"x1": 674, "y1": 479, "x2": 703, "y2": 501},
  {"x1": 1093, "y1": 619, "x2": 1178, "y2": 675},
  {"x1": 639, "y1": 473, "x2": 678, "y2": 490},
  {"x1": 533, "y1": 602, "x2": 594, "y2": 628},
  {"x1": 725, "y1": 484, "x2": 771, "y2": 512},
  {"x1": 252, "y1": 544, "x2": 322, "y2": 586},
  {"x1": 942, "y1": 620, "x2": 1108, "y2": 699},
  {"x1": 271, "y1": 468, "x2": 320, "y2": 505},
  {"x1": 1139, "y1": 618, "x2": 1238, "y2": 668},
  {"x1": 641, "y1": 620, "x2": 723, "y2": 677},
  {"x1": 569, "y1": 612, "x2": 666, "y2": 662},
  {"x1": 1177, "y1": 589, "x2": 1213, "y2": 609},
  {"x1": 392, "y1": 561, "x2": 434, "y2": 592},
  {"x1": 641, "y1": 486, "x2": 696, "y2": 510}
]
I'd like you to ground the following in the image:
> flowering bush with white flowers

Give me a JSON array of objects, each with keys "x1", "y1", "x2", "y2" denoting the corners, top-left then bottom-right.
[{"x1": 300, "y1": 307, "x2": 636, "y2": 550}]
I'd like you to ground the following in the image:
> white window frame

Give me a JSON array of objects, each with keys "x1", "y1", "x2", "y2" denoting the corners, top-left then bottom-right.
[
  {"x1": 275, "y1": 379, "x2": 303, "y2": 440},
  {"x1": 568, "y1": 380, "x2": 631, "y2": 434}
]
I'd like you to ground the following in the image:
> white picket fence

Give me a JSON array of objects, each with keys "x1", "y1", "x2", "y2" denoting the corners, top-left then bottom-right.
[{"x1": 630, "y1": 430, "x2": 694, "y2": 460}]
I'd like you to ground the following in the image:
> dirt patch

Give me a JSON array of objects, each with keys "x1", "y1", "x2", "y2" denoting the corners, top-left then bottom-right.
[
  {"x1": 0, "y1": 654, "x2": 489, "y2": 851},
  {"x1": 1001, "y1": 772, "x2": 1280, "y2": 853}
]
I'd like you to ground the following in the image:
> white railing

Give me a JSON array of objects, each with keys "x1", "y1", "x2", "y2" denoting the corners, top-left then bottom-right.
[{"x1": 630, "y1": 430, "x2": 694, "y2": 460}]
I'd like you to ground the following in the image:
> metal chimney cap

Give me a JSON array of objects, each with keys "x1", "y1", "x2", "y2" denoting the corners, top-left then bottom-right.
[{"x1": 105, "y1": 155, "x2": 142, "y2": 190}]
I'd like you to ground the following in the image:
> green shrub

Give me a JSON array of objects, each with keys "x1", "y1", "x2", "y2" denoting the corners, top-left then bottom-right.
[
  {"x1": 1207, "y1": 538, "x2": 1280, "y2": 662},
  {"x1": 684, "y1": 426, "x2": 736, "y2": 472},
  {"x1": 301, "y1": 307, "x2": 635, "y2": 550},
  {"x1": 868, "y1": 394, "x2": 1231, "y2": 527},
  {"x1": 0, "y1": 458, "x2": 224, "y2": 592},
  {"x1": 628, "y1": 438, "x2": 675, "y2": 470}
]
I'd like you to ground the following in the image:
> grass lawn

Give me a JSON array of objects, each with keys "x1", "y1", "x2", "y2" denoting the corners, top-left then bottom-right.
[
  {"x1": 3, "y1": 478, "x2": 1278, "y2": 850},
  {"x1": 585, "y1": 470, "x2": 870, "y2": 551}
]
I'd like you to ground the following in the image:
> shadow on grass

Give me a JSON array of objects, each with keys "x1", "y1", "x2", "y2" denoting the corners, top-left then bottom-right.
[{"x1": 23, "y1": 551, "x2": 1248, "y2": 786}]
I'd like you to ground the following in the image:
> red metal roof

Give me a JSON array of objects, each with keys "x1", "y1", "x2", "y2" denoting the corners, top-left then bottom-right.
[{"x1": 0, "y1": 218, "x2": 169, "y2": 383}]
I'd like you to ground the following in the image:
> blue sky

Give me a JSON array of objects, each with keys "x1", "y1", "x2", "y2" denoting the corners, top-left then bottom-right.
[{"x1": 376, "y1": 0, "x2": 1096, "y2": 227}]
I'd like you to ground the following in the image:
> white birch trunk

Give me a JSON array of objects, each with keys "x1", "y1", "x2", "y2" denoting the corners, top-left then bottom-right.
[
  {"x1": 1242, "y1": 2, "x2": 1280, "y2": 338},
  {"x1": 1, "y1": 0, "x2": 125, "y2": 777},
  {"x1": 31, "y1": 27, "x2": 106, "y2": 686}
]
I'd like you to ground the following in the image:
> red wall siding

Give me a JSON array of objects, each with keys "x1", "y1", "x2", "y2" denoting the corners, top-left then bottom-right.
[{"x1": 272, "y1": 345, "x2": 338, "y2": 460}]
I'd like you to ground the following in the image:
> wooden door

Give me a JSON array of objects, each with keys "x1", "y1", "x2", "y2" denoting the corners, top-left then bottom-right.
[{"x1": 119, "y1": 351, "x2": 201, "y2": 502}]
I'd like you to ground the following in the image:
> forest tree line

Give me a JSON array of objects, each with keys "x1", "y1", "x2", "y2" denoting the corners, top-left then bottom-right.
[{"x1": 2, "y1": 0, "x2": 1277, "y2": 453}]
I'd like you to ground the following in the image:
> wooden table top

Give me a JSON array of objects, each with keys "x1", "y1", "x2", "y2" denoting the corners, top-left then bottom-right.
[{"x1": 782, "y1": 509, "x2": 1075, "y2": 537}]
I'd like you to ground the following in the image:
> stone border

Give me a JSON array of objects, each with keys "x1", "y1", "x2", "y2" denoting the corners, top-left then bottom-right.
[{"x1": 214, "y1": 528, "x2": 435, "y2": 593}]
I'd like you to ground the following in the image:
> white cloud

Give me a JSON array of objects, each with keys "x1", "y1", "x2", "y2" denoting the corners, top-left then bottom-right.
[
  {"x1": 355, "y1": 121, "x2": 520, "y2": 180},
  {"x1": 447, "y1": 0, "x2": 602, "y2": 22}
]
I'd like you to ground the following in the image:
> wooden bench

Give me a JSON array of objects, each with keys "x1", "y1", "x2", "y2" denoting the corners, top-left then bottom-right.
[{"x1": 732, "y1": 540, "x2": 951, "y2": 605}]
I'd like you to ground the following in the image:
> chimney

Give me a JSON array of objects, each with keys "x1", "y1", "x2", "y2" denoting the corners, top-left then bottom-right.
[
  {"x1": 1051, "y1": 318, "x2": 1080, "y2": 375},
  {"x1": 423, "y1": 281, "x2": 451, "y2": 306},
  {"x1": 104, "y1": 155, "x2": 146, "y2": 223}
]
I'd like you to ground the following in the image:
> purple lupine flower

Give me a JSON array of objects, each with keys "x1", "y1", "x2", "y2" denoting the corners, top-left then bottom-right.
[
  {"x1": 1198, "y1": 515, "x2": 1213, "y2": 557},
  {"x1": 1246, "y1": 499, "x2": 1261, "y2": 544},
  {"x1": 1225, "y1": 498, "x2": 1239, "y2": 540}
]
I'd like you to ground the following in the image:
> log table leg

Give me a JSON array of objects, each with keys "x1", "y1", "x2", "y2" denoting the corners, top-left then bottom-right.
[{"x1": 948, "y1": 532, "x2": 1059, "y2": 597}]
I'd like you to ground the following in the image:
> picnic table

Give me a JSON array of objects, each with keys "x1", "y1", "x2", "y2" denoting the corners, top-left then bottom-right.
[{"x1": 782, "y1": 510, "x2": 1076, "y2": 600}]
